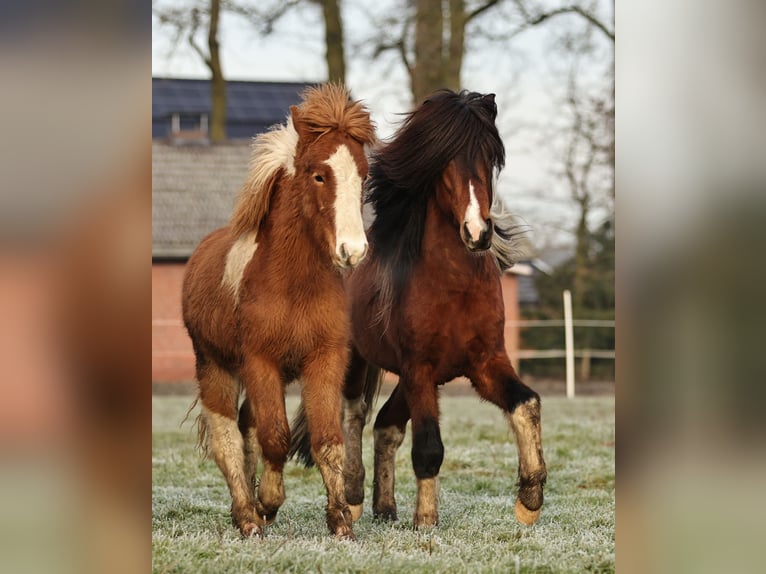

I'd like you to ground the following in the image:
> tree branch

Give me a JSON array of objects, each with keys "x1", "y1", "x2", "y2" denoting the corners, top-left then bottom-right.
[
  {"x1": 224, "y1": 0, "x2": 302, "y2": 35},
  {"x1": 466, "y1": 0, "x2": 503, "y2": 24},
  {"x1": 188, "y1": 8, "x2": 212, "y2": 68},
  {"x1": 372, "y1": 17, "x2": 413, "y2": 84},
  {"x1": 512, "y1": 1, "x2": 614, "y2": 42}
]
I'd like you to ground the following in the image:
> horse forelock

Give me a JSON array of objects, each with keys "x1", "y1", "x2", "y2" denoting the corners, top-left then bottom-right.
[
  {"x1": 230, "y1": 118, "x2": 299, "y2": 238},
  {"x1": 367, "y1": 89, "x2": 506, "y2": 311},
  {"x1": 297, "y1": 84, "x2": 376, "y2": 147}
]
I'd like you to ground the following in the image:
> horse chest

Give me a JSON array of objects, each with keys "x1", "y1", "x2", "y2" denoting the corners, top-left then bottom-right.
[
  {"x1": 402, "y1": 279, "x2": 504, "y2": 372},
  {"x1": 238, "y1": 285, "x2": 347, "y2": 354}
]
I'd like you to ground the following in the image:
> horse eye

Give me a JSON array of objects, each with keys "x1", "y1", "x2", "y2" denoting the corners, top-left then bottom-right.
[{"x1": 314, "y1": 174, "x2": 324, "y2": 183}]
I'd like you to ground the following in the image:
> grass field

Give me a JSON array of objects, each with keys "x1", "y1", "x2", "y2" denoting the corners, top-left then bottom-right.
[{"x1": 152, "y1": 393, "x2": 614, "y2": 573}]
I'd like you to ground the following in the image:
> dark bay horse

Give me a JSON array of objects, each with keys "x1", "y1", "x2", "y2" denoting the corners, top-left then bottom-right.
[
  {"x1": 290, "y1": 89, "x2": 546, "y2": 528},
  {"x1": 182, "y1": 84, "x2": 376, "y2": 539}
]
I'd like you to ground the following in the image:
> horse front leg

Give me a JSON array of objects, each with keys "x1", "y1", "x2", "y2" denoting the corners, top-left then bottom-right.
[
  {"x1": 241, "y1": 355, "x2": 288, "y2": 531},
  {"x1": 302, "y1": 346, "x2": 355, "y2": 539},
  {"x1": 404, "y1": 371, "x2": 443, "y2": 529},
  {"x1": 470, "y1": 355, "x2": 547, "y2": 526}
]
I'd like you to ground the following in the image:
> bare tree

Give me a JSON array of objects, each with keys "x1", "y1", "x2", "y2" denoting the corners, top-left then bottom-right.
[
  {"x1": 226, "y1": 0, "x2": 346, "y2": 83},
  {"x1": 371, "y1": 0, "x2": 613, "y2": 103},
  {"x1": 155, "y1": 0, "x2": 227, "y2": 142},
  {"x1": 155, "y1": 0, "x2": 348, "y2": 144}
]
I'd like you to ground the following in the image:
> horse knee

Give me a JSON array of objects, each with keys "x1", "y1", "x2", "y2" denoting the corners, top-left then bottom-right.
[
  {"x1": 505, "y1": 381, "x2": 540, "y2": 413},
  {"x1": 411, "y1": 419, "x2": 444, "y2": 479},
  {"x1": 257, "y1": 420, "x2": 290, "y2": 468},
  {"x1": 312, "y1": 441, "x2": 345, "y2": 473}
]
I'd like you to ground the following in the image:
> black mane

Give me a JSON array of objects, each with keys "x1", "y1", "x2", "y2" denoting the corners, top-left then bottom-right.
[{"x1": 366, "y1": 89, "x2": 506, "y2": 302}]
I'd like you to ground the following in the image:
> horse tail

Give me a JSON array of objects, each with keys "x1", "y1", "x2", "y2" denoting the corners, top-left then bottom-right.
[
  {"x1": 288, "y1": 363, "x2": 385, "y2": 468},
  {"x1": 288, "y1": 400, "x2": 315, "y2": 467},
  {"x1": 361, "y1": 363, "x2": 385, "y2": 423},
  {"x1": 180, "y1": 395, "x2": 211, "y2": 459}
]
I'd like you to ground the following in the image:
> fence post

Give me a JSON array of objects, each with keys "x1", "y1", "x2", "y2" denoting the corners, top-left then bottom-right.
[{"x1": 563, "y1": 290, "x2": 575, "y2": 399}]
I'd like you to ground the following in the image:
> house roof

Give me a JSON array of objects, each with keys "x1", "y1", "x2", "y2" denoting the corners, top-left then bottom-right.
[
  {"x1": 152, "y1": 141, "x2": 251, "y2": 258},
  {"x1": 152, "y1": 78, "x2": 311, "y2": 123},
  {"x1": 153, "y1": 78, "x2": 313, "y2": 257}
]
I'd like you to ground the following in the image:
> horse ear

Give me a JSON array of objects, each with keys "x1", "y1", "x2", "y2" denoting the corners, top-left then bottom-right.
[
  {"x1": 290, "y1": 105, "x2": 302, "y2": 130},
  {"x1": 483, "y1": 93, "x2": 498, "y2": 119},
  {"x1": 290, "y1": 105, "x2": 312, "y2": 142}
]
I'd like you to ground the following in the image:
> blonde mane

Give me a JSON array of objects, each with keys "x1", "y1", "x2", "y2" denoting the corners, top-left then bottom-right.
[{"x1": 230, "y1": 84, "x2": 375, "y2": 238}]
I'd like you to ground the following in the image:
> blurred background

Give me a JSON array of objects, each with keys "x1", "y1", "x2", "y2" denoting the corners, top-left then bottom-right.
[{"x1": 0, "y1": 0, "x2": 763, "y2": 572}]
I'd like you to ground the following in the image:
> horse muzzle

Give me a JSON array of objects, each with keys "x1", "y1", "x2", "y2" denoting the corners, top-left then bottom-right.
[
  {"x1": 334, "y1": 241, "x2": 369, "y2": 269},
  {"x1": 462, "y1": 220, "x2": 493, "y2": 252}
]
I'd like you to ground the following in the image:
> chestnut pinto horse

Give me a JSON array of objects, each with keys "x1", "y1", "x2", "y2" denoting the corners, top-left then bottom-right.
[
  {"x1": 290, "y1": 89, "x2": 547, "y2": 528},
  {"x1": 182, "y1": 85, "x2": 376, "y2": 539}
]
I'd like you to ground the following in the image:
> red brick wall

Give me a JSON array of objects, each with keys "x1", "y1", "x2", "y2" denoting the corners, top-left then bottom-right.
[
  {"x1": 151, "y1": 263, "x2": 521, "y2": 382},
  {"x1": 152, "y1": 263, "x2": 195, "y2": 382}
]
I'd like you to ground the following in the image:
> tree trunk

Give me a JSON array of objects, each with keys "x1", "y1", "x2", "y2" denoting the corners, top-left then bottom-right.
[
  {"x1": 573, "y1": 197, "x2": 590, "y2": 309},
  {"x1": 208, "y1": 0, "x2": 226, "y2": 143},
  {"x1": 412, "y1": 0, "x2": 445, "y2": 103},
  {"x1": 318, "y1": 0, "x2": 346, "y2": 84},
  {"x1": 446, "y1": 0, "x2": 465, "y2": 91}
]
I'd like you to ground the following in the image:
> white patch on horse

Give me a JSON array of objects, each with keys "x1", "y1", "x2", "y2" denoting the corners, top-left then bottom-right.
[
  {"x1": 222, "y1": 231, "x2": 258, "y2": 301},
  {"x1": 325, "y1": 144, "x2": 368, "y2": 267},
  {"x1": 465, "y1": 180, "x2": 485, "y2": 241}
]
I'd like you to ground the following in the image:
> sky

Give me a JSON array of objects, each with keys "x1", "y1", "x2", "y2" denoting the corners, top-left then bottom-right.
[{"x1": 152, "y1": 0, "x2": 614, "y2": 253}]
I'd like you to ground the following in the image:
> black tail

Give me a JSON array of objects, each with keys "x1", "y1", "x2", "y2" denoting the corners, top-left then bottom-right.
[{"x1": 288, "y1": 363, "x2": 385, "y2": 468}]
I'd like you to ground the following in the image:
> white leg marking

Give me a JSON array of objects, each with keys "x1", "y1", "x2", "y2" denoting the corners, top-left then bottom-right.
[
  {"x1": 221, "y1": 231, "x2": 258, "y2": 301},
  {"x1": 325, "y1": 145, "x2": 368, "y2": 266},
  {"x1": 464, "y1": 180, "x2": 486, "y2": 241},
  {"x1": 202, "y1": 407, "x2": 250, "y2": 502}
]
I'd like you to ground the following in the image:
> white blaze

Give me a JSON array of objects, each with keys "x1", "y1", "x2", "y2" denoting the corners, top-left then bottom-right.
[
  {"x1": 464, "y1": 180, "x2": 486, "y2": 241},
  {"x1": 222, "y1": 231, "x2": 258, "y2": 301},
  {"x1": 324, "y1": 144, "x2": 368, "y2": 266}
]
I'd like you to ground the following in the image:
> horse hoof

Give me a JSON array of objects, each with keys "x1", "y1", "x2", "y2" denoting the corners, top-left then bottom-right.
[
  {"x1": 348, "y1": 503, "x2": 364, "y2": 522},
  {"x1": 239, "y1": 522, "x2": 263, "y2": 539},
  {"x1": 413, "y1": 513, "x2": 438, "y2": 529},
  {"x1": 373, "y1": 506, "x2": 398, "y2": 521},
  {"x1": 333, "y1": 525, "x2": 355, "y2": 541},
  {"x1": 514, "y1": 498, "x2": 541, "y2": 526}
]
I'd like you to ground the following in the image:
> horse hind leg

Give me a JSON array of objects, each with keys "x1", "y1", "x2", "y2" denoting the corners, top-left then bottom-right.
[
  {"x1": 471, "y1": 357, "x2": 547, "y2": 526},
  {"x1": 196, "y1": 357, "x2": 261, "y2": 538},
  {"x1": 342, "y1": 351, "x2": 382, "y2": 522},
  {"x1": 372, "y1": 382, "x2": 409, "y2": 522}
]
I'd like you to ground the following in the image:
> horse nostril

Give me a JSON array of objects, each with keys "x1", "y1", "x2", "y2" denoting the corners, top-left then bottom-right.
[
  {"x1": 339, "y1": 243, "x2": 349, "y2": 261},
  {"x1": 482, "y1": 222, "x2": 493, "y2": 242}
]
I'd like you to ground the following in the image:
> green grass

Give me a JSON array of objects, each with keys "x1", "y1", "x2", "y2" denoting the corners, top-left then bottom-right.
[{"x1": 153, "y1": 394, "x2": 614, "y2": 573}]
